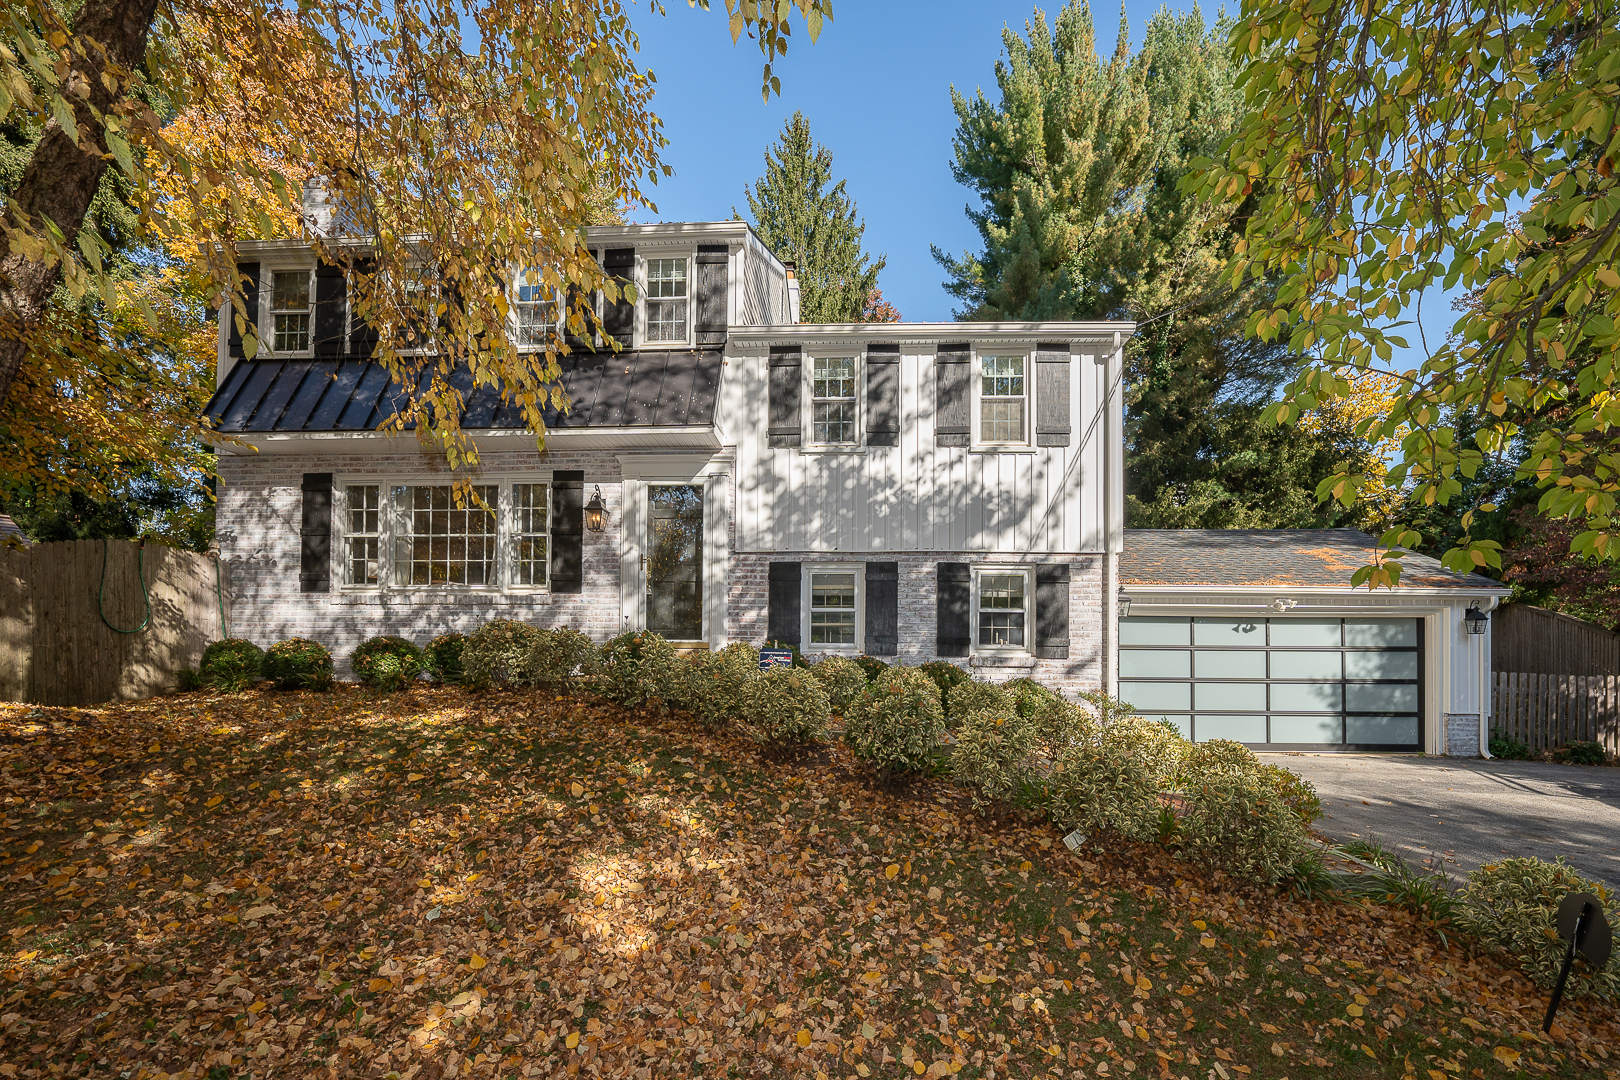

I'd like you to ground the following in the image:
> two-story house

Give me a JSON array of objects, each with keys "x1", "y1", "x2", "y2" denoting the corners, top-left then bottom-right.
[{"x1": 206, "y1": 219, "x2": 1509, "y2": 755}]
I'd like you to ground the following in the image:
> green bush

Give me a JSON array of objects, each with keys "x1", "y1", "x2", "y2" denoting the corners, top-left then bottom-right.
[
  {"x1": 461, "y1": 620, "x2": 542, "y2": 689},
  {"x1": 1004, "y1": 676, "x2": 1062, "y2": 720},
  {"x1": 854, "y1": 655, "x2": 891, "y2": 683},
  {"x1": 1121, "y1": 717, "x2": 1192, "y2": 788},
  {"x1": 524, "y1": 628, "x2": 595, "y2": 685},
  {"x1": 589, "y1": 631, "x2": 682, "y2": 707},
  {"x1": 1456, "y1": 857, "x2": 1620, "y2": 999},
  {"x1": 740, "y1": 666, "x2": 830, "y2": 748},
  {"x1": 918, "y1": 660, "x2": 970, "y2": 716},
  {"x1": 424, "y1": 632, "x2": 468, "y2": 685},
  {"x1": 1176, "y1": 740, "x2": 1310, "y2": 885},
  {"x1": 351, "y1": 636, "x2": 425, "y2": 691},
  {"x1": 1489, "y1": 730, "x2": 1532, "y2": 760},
  {"x1": 1027, "y1": 694, "x2": 1094, "y2": 759},
  {"x1": 1047, "y1": 725, "x2": 1160, "y2": 843},
  {"x1": 198, "y1": 639, "x2": 264, "y2": 692},
  {"x1": 809, "y1": 655, "x2": 867, "y2": 713},
  {"x1": 1555, "y1": 740, "x2": 1608, "y2": 766},
  {"x1": 675, "y1": 645, "x2": 758, "y2": 730},
  {"x1": 1262, "y1": 763, "x2": 1323, "y2": 825},
  {"x1": 845, "y1": 666, "x2": 946, "y2": 778},
  {"x1": 952, "y1": 697, "x2": 1039, "y2": 810},
  {"x1": 946, "y1": 680, "x2": 1009, "y2": 731},
  {"x1": 262, "y1": 637, "x2": 333, "y2": 691}
]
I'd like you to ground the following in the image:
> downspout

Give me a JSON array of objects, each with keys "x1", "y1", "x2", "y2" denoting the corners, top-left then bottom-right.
[
  {"x1": 1479, "y1": 596, "x2": 1501, "y2": 758},
  {"x1": 1105, "y1": 331, "x2": 1123, "y2": 699}
]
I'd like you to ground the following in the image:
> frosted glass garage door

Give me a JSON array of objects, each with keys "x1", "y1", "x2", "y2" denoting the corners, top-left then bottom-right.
[{"x1": 1118, "y1": 617, "x2": 1422, "y2": 750}]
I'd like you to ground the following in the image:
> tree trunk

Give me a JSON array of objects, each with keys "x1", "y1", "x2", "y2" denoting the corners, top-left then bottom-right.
[{"x1": 0, "y1": 0, "x2": 162, "y2": 410}]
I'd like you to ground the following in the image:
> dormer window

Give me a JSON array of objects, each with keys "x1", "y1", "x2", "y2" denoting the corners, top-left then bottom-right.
[
  {"x1": 270, "y1": 270, "x2": 314, "y2": 354},
  {"x1": 645, "y1": 257, "x2": 689, "y2": 344},
  {"x1": 513, "y1": 272, "x2": 555, "y2": 350},
  {"x1": 398, "y1": 268, "x2": 439, "y2": 354}
]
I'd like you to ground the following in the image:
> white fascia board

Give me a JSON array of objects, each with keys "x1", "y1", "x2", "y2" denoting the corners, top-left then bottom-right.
[
  {"x1": 730, "y1": 322, "x2": 1138, "y2": 348},
  {"x1": 210, "y1": 426, "x2": 721, "y2": 456},
  {"x1": 1124, "y1": 583, "x2": 1511, "y2": 614}
]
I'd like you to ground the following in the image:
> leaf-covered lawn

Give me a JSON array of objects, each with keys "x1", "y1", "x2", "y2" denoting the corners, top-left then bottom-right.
[{"x1": 1, "y1": 688, "x2": 1614, "y2": 1079}]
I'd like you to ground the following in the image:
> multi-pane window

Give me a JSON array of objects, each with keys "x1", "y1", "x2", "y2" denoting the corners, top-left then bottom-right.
[
  {"x1": 645, "y1": 258, "x2": 688, "y2": 343},
  {"x1": 511, "y1": 483, "x2": 548, "y2": 586},
  {"x1": 513, "y1": 275, "x2": 554, "y2": 348},
  {"x1": 271, "y1": 270, "x2": 313, "y2": 353},
  {"x1": 981, "y1": 355, "x2": 1026, "y2": 442},
  {"x1": 812, "y1": 357, "x2": 857, "y2": 443},
  {"x1": 395, "y1": 485, "x2": 497, "y2": 586},
  {"x1": 346, "y1": 485, "x2": 380, "y2": 585},
  {"x1": 809, "y1": 571, "x2": 857, "y2": 646},
  {"x1": 398, "y1": 268, "x2": 439, "y2": 353},
  {"x1": 978, "y1": 572, "x2": 1027, "y2": 647}
]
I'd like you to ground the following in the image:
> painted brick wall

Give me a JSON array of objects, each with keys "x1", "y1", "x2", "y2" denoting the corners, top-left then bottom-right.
[
  {"x1": 1444, "y1": 712, "x2": 1481, "y2": 757},
  {"x1": 726, "y1": 552, "x2": 1106, "y2": 696}
]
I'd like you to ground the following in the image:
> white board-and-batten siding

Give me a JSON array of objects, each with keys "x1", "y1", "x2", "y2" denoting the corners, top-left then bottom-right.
[{"x1": 728, "y1": 340, "x2": 1120, "y2": 555}]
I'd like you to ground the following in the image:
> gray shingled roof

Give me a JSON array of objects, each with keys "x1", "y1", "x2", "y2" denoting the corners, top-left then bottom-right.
[
  {"x1": 204, "y1": 350, "x2": 723, "y2": 434},
  {"x1": 1121, "y1": 529, "x2": 1507, "y2": 590}
]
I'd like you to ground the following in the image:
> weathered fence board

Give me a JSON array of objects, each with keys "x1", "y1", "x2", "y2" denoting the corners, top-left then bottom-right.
[
  {"x1": 1492, "y1": 603, "x2": 1620, "y2": 676},
  {"x1": 0, "y1": 539, "x2": 231, "y2": 706},
  {"x1": 1492, "y1": 671, "x2": 1620, "y2": 755}
]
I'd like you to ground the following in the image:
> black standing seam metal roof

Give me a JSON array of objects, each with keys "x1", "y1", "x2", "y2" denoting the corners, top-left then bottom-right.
[{"x1": 204, "y1": 350, "x2": 725, "y2": 433}]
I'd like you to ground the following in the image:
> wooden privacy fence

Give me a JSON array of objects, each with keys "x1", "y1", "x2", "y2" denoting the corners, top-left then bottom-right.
[
  {"x1": 0, "y1": 539, "x2": 232, "y2": 706},
  {"x1": 1492, "y1": 603, "x2": 1620, "y2": 676},
  {"x1": 1492, "y1": 671, "x2": 1620, "y2": 755}
]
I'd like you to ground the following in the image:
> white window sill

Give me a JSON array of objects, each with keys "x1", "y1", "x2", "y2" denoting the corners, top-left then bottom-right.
[
  {"x1": 801, "y1": 445, "x2": 865, "y2": 455},
  {"x1": 970, "y1": 445, "x2": 1035, "y2": 454},
  {"x1": 969, "y1": 653, "x2": 1038, "y2": 669},
  {"x1": 639, "y1": 341, "x2": 695, "y2": 350}
]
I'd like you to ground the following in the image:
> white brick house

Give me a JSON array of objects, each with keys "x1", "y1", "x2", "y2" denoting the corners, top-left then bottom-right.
[{"x1": 208, "y1": 219, "x2": 1509, "y2": 754}]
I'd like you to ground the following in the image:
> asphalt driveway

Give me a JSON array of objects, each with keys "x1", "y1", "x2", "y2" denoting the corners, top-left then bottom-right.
[{"x1": 1263, "y1": 753, "x2": 1620, "y2": 888}]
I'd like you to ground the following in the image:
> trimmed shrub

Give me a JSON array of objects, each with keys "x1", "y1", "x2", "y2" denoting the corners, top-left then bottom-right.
[
  {"x1": 461, "y1": 620, "x2": 543, "y2": 689},
  {"x1": 1005, "y1": 677, "x2": 1062, "y2": 720},
  {"x1": 675, "y1": 645, "x2": 757, "y2": 730},
  {"x1": 1456, "y1": 857, "x2": 1620, "y2": 999},
  {"x1": 425, "y1": 632, "x2": 468, "y2": 685},
  {"x1": 351, "y1": 636, "x2": 425, "y2": 691},
  {"x1": 810, "y1": 655, "x2": 867, "y2": 713},
  {"x1": 524, "y1": 628, "x2": 595, "y2": 685},
  {"x1": 1555, "y1": 740, "x2": 1608, "y2": 766},
  {"x1": 1048, "y1": 726, "x2": 1160, "y2": 843},
  {"x1": 589, "y1": 631, "x2": 682, "y2": 707},
  {"x1": 263, "y1": 637, "x2": 333, "y2": 691},
  {"x1": 946, "y1": 680, "x2": 1009, "y2": 731},
  {"x1": 854, "y1": 655, "x2": 891, "y2": 683},
  {"x1": 199, "y1": 639, "x2": 264, "y2": 692},
  {"x1": 1121, "y1": 717, "x2": 1192, "y2": 788},
  {"x1": 918, "y1": 660, "x2": 970, "y2": 716},
  {"x1": 741, "y1": 666, "x2": 831, "y2": 748},
  {"x1": 1027, "y1": 694, "x2": 1095, "y2": 760},
  {"x1": 844, "y1": 667, "x2": 946, "y2": 778},
  {"x1": 1262, "y1": 763, "x2": 1323, "y2": 825},
  {"x1": 1176, "y1": 740, "x2": 1310, "y2": 885},
  {"x1": 952, "y1": 697, "x2": 1039, "y2": 810}
]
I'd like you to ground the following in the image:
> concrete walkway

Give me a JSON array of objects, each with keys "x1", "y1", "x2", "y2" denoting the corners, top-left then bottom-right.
[{"x1": 1263, "y1": 753, "x2": 1620, "y2": 888}]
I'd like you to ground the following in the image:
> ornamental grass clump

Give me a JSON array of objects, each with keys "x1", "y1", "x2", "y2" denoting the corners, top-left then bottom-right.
[
  {"x1": 351, "y1": 636, "x2": 426, "y2": 692},
  {"x1": 1175, "y1": 739, "x2": 1311, "y2": 885},
  {"x1": 740, "y1": 666, "x2": 830, "y2": 750},
  {"x1": 952, "y1": 694, "x2": 1039, "y2": 811},
  {"x1": 198, "y1": 638, "x2": 264, "y2": 692},
  {"x1": 589, "y1": 631, "x2": 681, "y2": 707},
  {"x1": 460, "y1": 620, "x2": 542, "y2": 689},
  {"x1": 844, "y1": 667, "x2": 945, "y2": 780},
  {"x1": 1456, "y1": 858, "x2": 1620, "y2": 1000},
  {"x1": 424, "y1": 632, "x2": 468, "y2": 685},
  {"x1": 523, "y1": 628, "x2": 595, "y2": 686},
  {"x1": 809, "y1": 655, "x2": 866, "y2": 713},
  {"x1": 262, "y1": 637, "x2": 333, "y2": 691}
]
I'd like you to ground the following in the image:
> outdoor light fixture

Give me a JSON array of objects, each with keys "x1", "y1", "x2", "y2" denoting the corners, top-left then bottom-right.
[
  {"x1": 1464, "y1": 605, "x2": 1489, "y2": 635},
  {"x1": 1117, "y1": 589, "x2": 1133, "y2": 618},
  {"x1": 1270, "y1": 597, "x2": 1298, "y2": 613},
  {"x1": 584, "y1": 485, "x2": 607, "y2": 533}
]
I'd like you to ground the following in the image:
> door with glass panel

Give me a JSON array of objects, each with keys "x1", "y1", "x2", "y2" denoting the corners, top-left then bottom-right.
[
  {"x1": 646, "y1": 485, "x2": 703, "y2": 640},
  {"x1": 1118, "y1": 617, "x2": 1423, "y2": 750}
]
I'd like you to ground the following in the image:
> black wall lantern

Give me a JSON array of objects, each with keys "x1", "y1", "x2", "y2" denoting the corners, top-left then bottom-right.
[
  {"x1": 1117, "y1": 589, "x2": 1133, "y2": 618},
  {"x1": 584, "y1": 485, "x2": 607, "y2": 533},
  {"x1": 1464, "y1": 604, "x2": 1489, "y2": 635}
]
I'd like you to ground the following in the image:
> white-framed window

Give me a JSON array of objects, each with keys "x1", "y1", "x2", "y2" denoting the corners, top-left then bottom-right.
[
  {"x1": 268, "y1": 268, "x2": 315, "y2": 355},
  {"x1": 345, "y1": 484, "x2": 381, "y2": 585},
  {"x1": 397, "y1": 267, "x2": 440, "y2": 355},
  {"x1": 803, "y1": 563, "x2": 862, "y2": 652},
  {"x1": 810, "y1": 356, "x2": 859, "y2": 445},
  {"x1": 644, "y1": 256, "x2": 690, "y2": 344},
  {"x1": 511, "y1": 482, "x2": 548, "y2": 586},
  {"x1": 978, "y1": 353, "x2": 1028, "y2": 444},
  {"x1": 513, "y1": 274, "x2": 556, "y2": 350},
  {"x1": 972, "y1": 566, "x2": 1033, "y2": 652},
  {"x1": 393, "y1": 484, "x2": 497, "y2": 586}
]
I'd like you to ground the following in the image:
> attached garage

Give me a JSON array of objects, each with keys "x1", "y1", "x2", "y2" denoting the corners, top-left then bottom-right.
[{"x1": 1116, "y1": 530, "x2": 1510, "y2": 756}]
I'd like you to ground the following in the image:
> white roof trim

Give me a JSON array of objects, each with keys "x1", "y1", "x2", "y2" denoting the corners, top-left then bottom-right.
[{"x1": 730, "y1": 322, "x2": 1136, "y2": 348}]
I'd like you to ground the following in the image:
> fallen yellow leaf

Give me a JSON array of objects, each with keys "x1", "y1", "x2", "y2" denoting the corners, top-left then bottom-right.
[
  {"x1": 205, "y1": 795, "x2": 223, "y2": 808},
  {"x1": 570, "y1": 782, "x2": 585, "y2": 797},
  {"x1": 796, "y1": 1028, "x2": 812, "y2": 1047},
  {"x1": 147, "y1": 741, "x2": 161, "y2": 753},
  {"x1": 468, "y1": 954, "x2": 487, "y2": 970},
  {"x1": 913, "y1": 1062, "x2": 926, "y2": 1075},
  {"x1": 1347, "y1": 1003, "x2": 1364, "y2": 1017},
  {"x1": 368, "y1": 978, "x2": 392, "y2": 993},
  {"x1": 1193, "y1": 919, "x2": 1207, "y2": 930},
  {"x1": 565, "y1": 1032, "x2": 580, "y2": 1049},
  {"x1": 1200, "y1": 936, "x2": 1217, "y2": 948},
  {"x1": 1492, "y1": 1047, "x2": 1521, "y2": 1067},
  {"x1": 1137, "y1": 976, "x2": 1152, "y2": 992},
  {"x1": 974, "y1": 973, "x2": 997, "y2": 985},
  {"x1": 1135, "y1": 1025, "x2": 1149, "y2": 1041},
  {"x1": 1019, "y1": 861, "x2": 1032, "y2": 871},
  {"x1": 24, "y1": 841, "x2": 39, "y2": 854},
  {"x1": 417, "y1": 878, "x2": 433, "y2": 888},
  {"x1": 885, "y1": 864, "x2": 900, "y2": 879},
  {"x1": 407, "y1": 773, "x2": 425, "y2": 782}
]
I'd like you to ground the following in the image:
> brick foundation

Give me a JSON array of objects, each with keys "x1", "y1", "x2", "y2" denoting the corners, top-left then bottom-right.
[{"x1": 1444, "y1": 713, "x2": 1481, "y2": 757}]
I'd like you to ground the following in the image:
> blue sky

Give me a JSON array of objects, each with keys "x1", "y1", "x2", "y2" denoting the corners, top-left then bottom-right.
[{"x1": 626, "y1": 1, "x2": 1163, "y2": 323}]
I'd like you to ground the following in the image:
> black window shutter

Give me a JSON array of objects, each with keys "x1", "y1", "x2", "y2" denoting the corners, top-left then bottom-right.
[
  {"x1": 768, "y1": 346, "x2": 802, "y2": 448},
  {"x1": 299, "y1": 473, "x2": 332, "y2": 593},
  {"x1": 601, "y1": 248, "x2": 635, "y2": 347},
  {"x1": 563, "y1": 251, "x2": 598, "y2": 352},
  {"x1": 228, "y1": 261, "x2": 261, "y2": 357},
  {"x1": 348, "y1": 257, "x2": 379, "y2": 356},
  {"x1": 1035, "y1": 343, "x2": 1071, "y2": 446},
  {"x1": 550, "y1": 470, "x2": 584, "y2": 593},
  {"x1": 865, "y1": 561, "x2": 899, "y2": 656},
  {"x1": 935, "y1": 344, "x2": 971, "y2": 447},
  {"x1": 865, "y1": 344, "x2": 900, "y2": 447},
  {"x1": 695, "y1": 245, "x2": 729, "y2": 345},
  {"x1": 937, "y1": 562, "x2": 971, "y2": 657},
  {"x1": 1034, "y1": 563, "x2": 1070, "y2": 659},
  {"x1": 768, "y1": 562, "x2": 802, "y2": 646},
  {"x1": 314, "y1": 262, "x2": 346, "y2": 356}
]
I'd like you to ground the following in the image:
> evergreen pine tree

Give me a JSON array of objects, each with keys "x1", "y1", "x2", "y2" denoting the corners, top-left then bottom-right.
[{"x1": 741, "y1": 113, "x2": 886, "y2": 324}]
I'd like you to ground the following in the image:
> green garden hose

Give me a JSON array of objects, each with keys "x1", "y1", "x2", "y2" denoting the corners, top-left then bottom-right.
[{"x1": 99, "y1": 537, "x2": 151, "y2": 634}]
